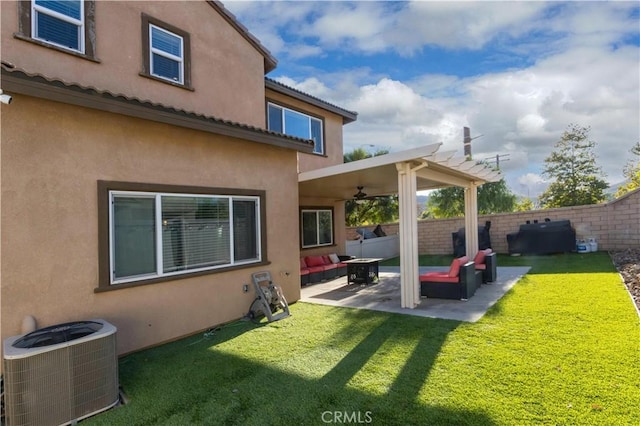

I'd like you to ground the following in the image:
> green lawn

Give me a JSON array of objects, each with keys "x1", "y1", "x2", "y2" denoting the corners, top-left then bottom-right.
[{"x1": 86, "y1": 252, "x2": 640, "y2": 425}]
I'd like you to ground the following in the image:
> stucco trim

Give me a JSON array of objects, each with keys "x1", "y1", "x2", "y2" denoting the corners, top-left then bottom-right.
[
  {"x1": 1, "y1": 66, "x2": 315, "y2": 153},
  {"x1": 97, "y1": 180, "x2": 269, "y2": 292},
  {"x1": 140, "y1": 13, "x2": 193, "y2": 90},
  {"x1": 299, "y1": 206, "x2": 336, "y2": 250}
]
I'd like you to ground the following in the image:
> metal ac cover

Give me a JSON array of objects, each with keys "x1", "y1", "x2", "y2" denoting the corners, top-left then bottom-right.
[{"x1": 3, "y1": 319, "x2": 119, "y2": 426}]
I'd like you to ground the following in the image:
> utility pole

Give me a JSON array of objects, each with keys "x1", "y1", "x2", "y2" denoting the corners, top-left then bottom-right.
[{"x1": 463, "y1": 127, "x2": 483, "y2": 158}]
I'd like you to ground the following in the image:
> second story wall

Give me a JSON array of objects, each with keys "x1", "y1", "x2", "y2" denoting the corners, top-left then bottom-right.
[{"x1": 1, "y1": 1, "x2": 269, "y2": 127}]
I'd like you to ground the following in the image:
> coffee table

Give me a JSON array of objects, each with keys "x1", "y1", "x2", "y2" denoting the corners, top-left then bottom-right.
[{"x1": 343, "y1": 258, "x2": 383, "y2": 285}]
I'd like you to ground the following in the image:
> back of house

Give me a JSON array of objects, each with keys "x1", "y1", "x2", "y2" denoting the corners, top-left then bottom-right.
[{"x1": 0, "y1": 0, "x2": 355, "y2": 357}]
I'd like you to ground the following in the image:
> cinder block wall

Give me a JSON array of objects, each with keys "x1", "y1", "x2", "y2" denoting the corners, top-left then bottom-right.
[{"x1": 346, "y1": 189, "x2": 640, "y2": 254}]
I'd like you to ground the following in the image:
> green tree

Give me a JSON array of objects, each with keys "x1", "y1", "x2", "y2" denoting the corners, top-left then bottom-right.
[
  {"x1": 539, "y1": 124, "x2": 608, "y2": 208},
  {"x1": 615, "y1": 141, "x2": 640, "y2": 198},
  {"x1": 344, "y1": 148, "x2": 398, "y2": 226},
  {"x1": 424, "y1": 178, "x2": 517, "y2": 218},
  {"x1": 515, "y1": 197, "x2": 535, "y2": 212}
]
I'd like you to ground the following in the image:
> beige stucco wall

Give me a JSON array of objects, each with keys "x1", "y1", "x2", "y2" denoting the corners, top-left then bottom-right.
[
  {"x1": 0, "y1": 1, "x2": 267, "y2": 127},
  {"x1": 265, "y1": 88, "x2": 346, "y2": 172},
  {"x1": 347, "y1": 189, "x2": 640, "y2": 254},
  {"x1": 1, "y1": 96, "x2": 302, "y2": 355}
]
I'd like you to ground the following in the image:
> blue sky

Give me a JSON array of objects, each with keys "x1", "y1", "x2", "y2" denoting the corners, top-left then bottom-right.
[{"x1": 225, "y1": 1, "x2": 640, "y2": 198}]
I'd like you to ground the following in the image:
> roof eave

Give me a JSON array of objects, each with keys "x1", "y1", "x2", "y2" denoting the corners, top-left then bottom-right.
[
  {"x1": 1, "y1": 68, "x2": 314, "y2": 154},
  {"x1": 265, "y1": 78, "x2": 358, "y2": 124}
]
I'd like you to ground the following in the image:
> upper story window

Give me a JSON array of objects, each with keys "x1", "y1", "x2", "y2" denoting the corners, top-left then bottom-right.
[
  {"x1": 141, "y1": 14, "x2": 192, "y2": 89},
  {"x1": 32, "y1": 0, "x2": 84, "y2": 52},
  {"x1": 15, "y1": 1, "x2": 97, "y2": 60},
  {"x1": 268, "y1": 103, "x2": 324, "y2": 155}
]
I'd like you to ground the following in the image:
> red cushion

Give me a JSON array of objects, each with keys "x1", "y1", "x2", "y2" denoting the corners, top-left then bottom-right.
[
  {"x1": 322, "y1": 263, "x2": 338, "y2": 271},
  {"x1": 307, "y1": 266, "x2": 324, "y2": 274},
  {"x1": 474, "y1": 250, "x2": 486, "y2": 265},
  {"x1": 420, "y1": 272, "x2": 449, "y2": 279},
  {"x1": 475, "y1": 264, "x2": 486, "y2": 270},
  {"x1": 322, "y1": 255, "x2": 332, "y2": 265},
  {"x1": 305, "y1": 256, "x2": 325, "y2": 267},
  {"x1": 419, "y1": 273, "x2": 459, "y2": 283},
  {"x1": 300, "y1": 258, "x2": 308, "y2": 268},
  {"x1": 448, "y1": 256, "x2": 468, "y2": 277},
  {"x1": 300, "y1": 268, "x2": 310, "y2": 275}
]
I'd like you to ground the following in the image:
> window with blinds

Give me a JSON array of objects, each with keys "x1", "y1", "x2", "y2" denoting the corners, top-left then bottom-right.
[
  {"x1": 110, "y1": 191, "x2": 260, "y2": 284},
  {"x1": 141, "y1": 14, "x2": 191, "y2": 88},
  {"x1": 32, "y1": 0, "x2": 84, "y2": 52},
  {"x1": 149, "y1": 24, "x2": 183, "y2": 84}
]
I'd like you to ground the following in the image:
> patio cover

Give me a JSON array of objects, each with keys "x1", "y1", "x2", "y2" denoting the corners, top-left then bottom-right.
[{"x1": 299, "y1": 143, "x2": 501, "y2": 308}]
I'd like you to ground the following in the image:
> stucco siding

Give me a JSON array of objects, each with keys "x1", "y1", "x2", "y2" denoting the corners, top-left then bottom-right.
[
  {"x1": 0, "y1": 1, "x2": 267, "y2": 126},
  {"x1": 1, "y1": 96, "x2": 301, "y2": 355}
]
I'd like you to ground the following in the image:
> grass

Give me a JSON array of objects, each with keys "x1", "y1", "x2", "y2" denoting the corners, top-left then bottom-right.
[{"x1": 86, "y1": 252, "x2": 640, "y2": 425}]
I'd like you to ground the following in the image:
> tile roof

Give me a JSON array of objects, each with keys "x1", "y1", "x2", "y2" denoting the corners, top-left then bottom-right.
[
  {"x1": 265, "y1": 78, "x2": 358, "y2": 124},
  {"x1": 1, "y1": 62, "x2": 315, "y2": 153}
]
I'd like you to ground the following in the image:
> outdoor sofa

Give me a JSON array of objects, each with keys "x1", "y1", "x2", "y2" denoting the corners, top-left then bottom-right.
[
  {"x1": 419, "y1": 256, "x2": 477, "y2": 300},
  {"x1": 300, "y1": 254, "x2": 352, "y2": 286}
]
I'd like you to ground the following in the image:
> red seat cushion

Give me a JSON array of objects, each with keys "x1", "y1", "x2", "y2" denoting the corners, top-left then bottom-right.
[
  {"x1": 475, "y1": 264, "x2": 486, "y2": 270},
  {"x1": 419, "y1": 272, "x2": 459, "y2": 283},
  {"x1": 300, "y1": 268, "x2": 310, "y2": 275}
]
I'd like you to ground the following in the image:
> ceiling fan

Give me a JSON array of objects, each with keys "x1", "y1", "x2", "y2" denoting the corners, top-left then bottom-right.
[{"x1": 353, "y1": 186, "x2": 368, "y2": 201}]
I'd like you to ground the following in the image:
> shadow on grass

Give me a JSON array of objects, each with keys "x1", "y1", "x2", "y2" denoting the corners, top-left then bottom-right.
[{"x1": 86, "y1": 310, "x2": 495, "y2": 426}]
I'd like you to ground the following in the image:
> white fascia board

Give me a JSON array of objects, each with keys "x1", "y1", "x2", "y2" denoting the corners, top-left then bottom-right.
[
  {"x1": 432, "y1": 150, "x2": 457, "y2": 163},
  {"x1": 415, "y1": 166, "x2": 475, "y2": 188},
  {"x1": 299, "y1": 143, "x2": 442, "y2": 182}
]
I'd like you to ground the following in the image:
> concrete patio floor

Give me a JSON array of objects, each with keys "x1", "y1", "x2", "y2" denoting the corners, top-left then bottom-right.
[{"x1": 300, "y1": 266, "x2": 531, "y2": 322}]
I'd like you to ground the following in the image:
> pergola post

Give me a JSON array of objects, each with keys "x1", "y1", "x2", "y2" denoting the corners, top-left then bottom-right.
[
  {"x1": 396, "y1": 161, "x2": 426, "y2": 309},
  {"x1": 464, "y1": 183, "x2": 479, "y2": 259}
]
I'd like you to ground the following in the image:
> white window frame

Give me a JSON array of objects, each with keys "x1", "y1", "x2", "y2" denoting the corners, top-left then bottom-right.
[
  {"x1": 301, "y1": 208, "x2": 333, "y2": 248},
  {"x1": 149, "y1": 23, "x2": 184, "y2": 84},
  {"x1": 109, "y1": 190, "x2": 261, "y2": 285},
  {"x1": 31, "y1": 0, "x2": 85, "y2": 53},
  {"x1": 267, "y1": 102, "x2": 324, "y2": 155}
]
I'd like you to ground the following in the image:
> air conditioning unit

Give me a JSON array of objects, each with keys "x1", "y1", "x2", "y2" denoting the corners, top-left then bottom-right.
[{"x1": 3, "y1": 319, "x2": 119, "y2": 426}]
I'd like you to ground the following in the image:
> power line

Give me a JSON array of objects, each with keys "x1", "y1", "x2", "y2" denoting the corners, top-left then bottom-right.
[{"x1": 484, "y1": 154, "x2": 510, "y2": 169}]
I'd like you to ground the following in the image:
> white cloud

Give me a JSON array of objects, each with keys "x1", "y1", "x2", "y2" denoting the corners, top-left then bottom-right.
[
  {"x1": 224, "y1": 0, "x2": 639, "y2": 190},
  {"x1": 515, "y1": 173, "x2": 548, "y2": 198}
]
